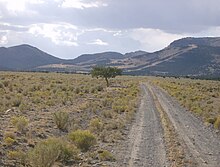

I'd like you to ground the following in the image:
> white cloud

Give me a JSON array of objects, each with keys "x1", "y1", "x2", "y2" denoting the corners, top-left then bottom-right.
[
  {"x1": 129, "y1": 27, "x2": 220, "y2": 52},
  {"x1": 84, "y1": 28, "x2": 117, "y2": 33},
  {"x1": 130, "y1": 28, "x2": 186, "y2": 52},
  {"x1": 4, "y1": 0, "x2": 26, "y2": 12},
  {"x1": 28, "y1": 23, "x2": 79, "y2": 46},
  {"x1": 192, "y1": 26, "x2": 220, "y2": 37},
  {"x1": 113, "y1": 31, "x2": 122, "y2": 37},
  {"x1": 0, "y1": 0, "x2": 44, "y2": 13},
  {"x1": 0, "y1": 22, "x2": 28, "y2": 31},
  {"x1": 56, "y1": 40, "x2": 78, "y2": 47},
  {"x1": 0, "y1": 35, "x2": 8, "y2": 44},
  {"x1": 61, "y1": 0, "x2": 108, "y2": 9},
  {"x1": 88, "y1": 39, "x2": 108, "y2": 46}
]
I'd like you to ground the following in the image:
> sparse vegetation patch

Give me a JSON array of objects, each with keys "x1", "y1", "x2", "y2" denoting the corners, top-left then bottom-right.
[{"x1": 0, "y1": 72, "x2": 142, "y2": 166}]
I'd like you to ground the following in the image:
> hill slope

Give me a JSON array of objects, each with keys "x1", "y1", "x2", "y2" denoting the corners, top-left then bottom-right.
[
  {"x1": 127, "y1": 37, "x2": 220, "y2": 76},
  {"x1": 0, "y1": 37, "x2": 220, "y2": 77},
  {"x1": 63, "y1": 37, "x2": 220, "y2": 77},
  {"x1": 0, "y1": 44, "x2": 62, "y2": 70}
]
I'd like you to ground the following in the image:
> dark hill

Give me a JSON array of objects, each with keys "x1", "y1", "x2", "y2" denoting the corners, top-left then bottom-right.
[
  {"x1": 0, "y1": 44, "x2": 62, "y2": 70},
  {"x1": 170, "y1": 37, "x2": 220, "y2": 47},
  {"x1": 66, "y1": 52, "x2": 124, "y2": 65}
]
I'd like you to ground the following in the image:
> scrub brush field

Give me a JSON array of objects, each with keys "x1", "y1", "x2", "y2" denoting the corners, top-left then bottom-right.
[
  {"x1": 1, "y1": 73, "x2": 220, "y2": 167},
  {"x1": 0, "y1": 72, "x2": 142, "y2": 167}
]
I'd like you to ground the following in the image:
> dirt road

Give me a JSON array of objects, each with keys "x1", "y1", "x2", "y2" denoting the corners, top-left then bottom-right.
[
  {"x1": 126, "y1": 84, "x2": 167, "y2": 167},
  {"x1": 119, "y1": 83, "x2": 220, "y2": 167}
]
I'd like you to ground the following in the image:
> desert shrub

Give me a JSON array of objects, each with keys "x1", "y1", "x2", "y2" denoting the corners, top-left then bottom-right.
[
  {"x1": 102, "y1": 110, "x2": 113, "y2": 118},
  {"x1": 99, "y1": 150, "x2": 115, "y2": 161},
  {"x1": 84, "y1": 88, "x2": 89, "y2": 93},
  {"x1": 59, "y1": 141, "x2": 79, "y2": 162},
  {"x1": 19, "y1": 103, "x2": 31, "y2": 112},
  {"x1": 105, "y1": 119, "x2": 125, "y2": 131},
  {"x1": 206, "y1": 117, "x2": 217, "y2": 124},
  {"x1": 214, "y1": 116, "x2": 220, "y2": 129},
  {"x1": 54, "y1": 111, "x2": 69, "y2": 131},
  {"x1": 8, "y1": 84, "x2": 13, "y2": 91},
  {"x1": 207, "y1": 100, "x2": 214, "y2": 104},
  {"x1": 75, "y1": 87, "x2": 80, "y2": 94},
  {"x1": 89, "y1": 104, "x2": 99, "y2": 113},
  {"x1": 28, "y1": 138, "x2": 62, "y2": 167},
  {"x1": 96, "y1": 85, "x2": 104, "y2": 91},
  {"x1": 0, "y1": 82, "x2": 4, "y2": 88},
  {"x1": 126, "y1": 110, "x2": 135, "y2": 122},
  {"x1": 4, "y1": 132, "x2": 16, "y2": 139},
  {"x1": 46, "y1": 100, "x2": 55, "y2": 106},
  {"x1": 112, "y1": 105, "x2": 127, "y2": 113},
  {"x1": 89, "y1": 118, "x2": 103, "y2": 132},
  {"x1": 99, "y1": 129, "x2": 108, "y2": 142},
  {"x1": 102, "y1": 97, "x2": 113, "y2": 107},
  {"x1": 68, "y1": 130, "x2": 96, "y2": 152},
  {"x1": 12, "y1": 98, "x2": 22, "y2": 107},
  {"x1": 11, "y1": 116, "x2": 29, "y2": 132},
  {"x1": 7, "y1": 150, "x2": 26, "y2": 163},
  {"x1": 4, "y1": 137, "x2": 16, "y2": 146},
  {"x1": 5, "y1": 94, "x2": 11, "y2": 100},
  {"x1": 91, "y1": 85, "x2": 104, "y2": 93},
  {"x1": 8, "y1": 150, "x2": 19, "y2": 159},
  {"x1": 112, "y1": 99, "x2": 129, "y2": 113},
  {"x1": 90, "y1": 88, "x2": 95, "y2": 94},
  {"x1": 112, "y1": 131, "x2": 123, "y2": 140},
  {"x1": 28, "y1": 138, "x2": 77, "y2": 167}
]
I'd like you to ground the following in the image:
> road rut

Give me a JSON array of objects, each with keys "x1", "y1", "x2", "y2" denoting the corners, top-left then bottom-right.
[
  {"x1": 122, "y1": 84, "x2": 167, "y2": 167},
  {"x1": 150, "y1": 83, "x2": 220, "y2": 167},
  {"x1": 123, "y1": 83, "x2": 220, "y2": 167}
]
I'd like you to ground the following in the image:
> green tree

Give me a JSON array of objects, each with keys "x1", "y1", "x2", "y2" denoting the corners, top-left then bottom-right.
[{"x1": 91, "y1": 66, "x2": 122, "y2": 87}]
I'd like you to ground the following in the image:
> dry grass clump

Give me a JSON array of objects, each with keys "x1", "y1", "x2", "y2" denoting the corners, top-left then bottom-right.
[
  {"x1": 53, "y1": 111, "x2": 69, "y2": 131},
  {"x1": 98, "y1": 150, "x2": 115, "y2": 161},
  {"x1": 89, "y1": 118, "x2": 103, "y2": 132},
  {"x1": 4, "y1": 137, "x2": 16, "y2": 146},
  {"x1": 68, "y1": 130, "x2": 96, "y2": 152},
  {"x1": 28, "y1": 137, "x2": 79, "y2": 167},
  {"x1": 214, "y1": 116, "x2": 220, "y2": 129},
  {"x1": 11, "y1": 116, "x2": 29, "y2": 132}
]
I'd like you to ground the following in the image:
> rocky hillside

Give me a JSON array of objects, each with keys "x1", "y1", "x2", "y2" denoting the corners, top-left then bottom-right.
[{"x1": 126, "y1": 37, "x2": 220, "y2": 77}]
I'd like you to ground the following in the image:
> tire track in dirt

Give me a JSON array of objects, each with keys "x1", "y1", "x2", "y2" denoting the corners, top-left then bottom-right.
[
  {"x1": 120, "y1": 82, "x2": 220, "y2": 167},
  {"x1": 125, "y1": 84, "x2": 167, "y2": 167},
  {"x1": 149, "y1": 83, "x2": 220, "y2": 167},
  {"x1": 147, "y1": 83, "x2": 197, "y2": 167}
]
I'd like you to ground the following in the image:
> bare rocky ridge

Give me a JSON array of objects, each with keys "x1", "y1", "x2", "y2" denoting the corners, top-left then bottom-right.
[{"x1": 116, "y1": 83, "x2": 220, "y2": 166}]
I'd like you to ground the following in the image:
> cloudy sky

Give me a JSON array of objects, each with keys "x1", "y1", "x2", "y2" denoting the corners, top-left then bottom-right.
[{"x1": 0, "y1": 0, "x2": 220, "y2": 59}]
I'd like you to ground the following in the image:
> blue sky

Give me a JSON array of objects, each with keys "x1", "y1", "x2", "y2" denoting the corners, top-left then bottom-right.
[{"x1": 0, "y1": 0, "x2": 220, "y2": 59}]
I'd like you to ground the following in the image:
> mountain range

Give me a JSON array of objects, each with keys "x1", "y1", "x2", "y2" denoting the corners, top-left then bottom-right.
[{"x1": 0, "y1": 37, "x2": 220, "y2": 77}]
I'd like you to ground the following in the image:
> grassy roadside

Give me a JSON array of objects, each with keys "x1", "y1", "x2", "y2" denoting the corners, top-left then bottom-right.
[
  {"x1": 0, "y1": 72, "x2": 144, "y2": 166},
  {"x1": 150, "y1": 77, "x2": 220, "y2": 129}
]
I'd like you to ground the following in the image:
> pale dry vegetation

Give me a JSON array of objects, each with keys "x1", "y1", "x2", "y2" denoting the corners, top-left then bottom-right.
[{"x1": 0, "y1": 72, "x2": 143, "y2": 166}]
